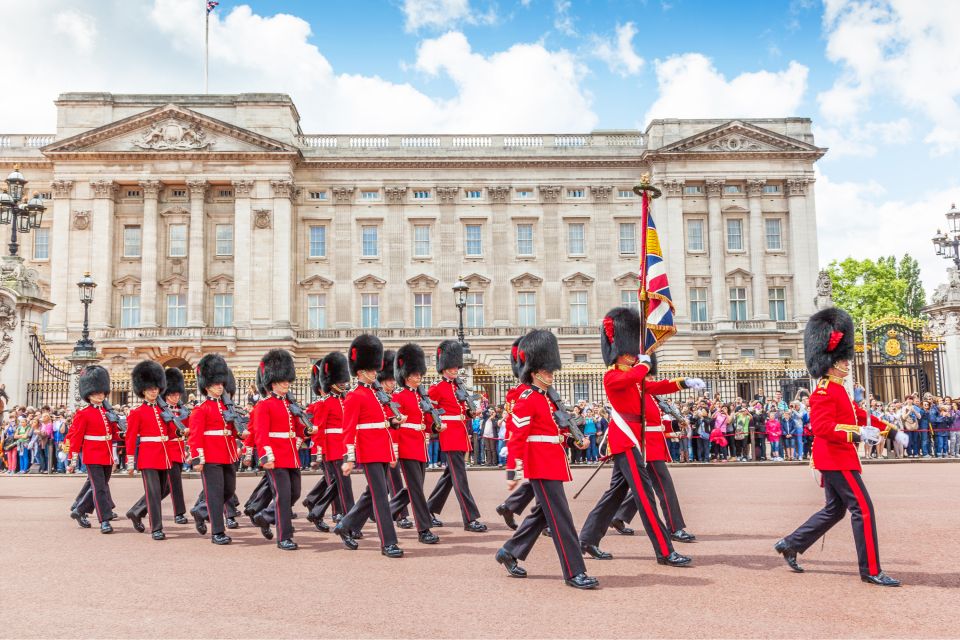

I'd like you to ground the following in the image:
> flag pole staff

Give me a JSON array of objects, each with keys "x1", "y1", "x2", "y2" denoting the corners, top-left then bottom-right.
[
  {"x1": 204, "y1": 1, "x2": 210, "y2": 94},
  {"x1": 633, "y1": 174, "x2": 662, "y2": 465}
]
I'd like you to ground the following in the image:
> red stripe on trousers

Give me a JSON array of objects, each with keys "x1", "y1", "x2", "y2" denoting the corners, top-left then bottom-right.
[
  {"x1": 649, "y1": 463, "x2": 675, "y2": 532},
  {"x1": 537, "y1": 480, "x2": 574, "y2": 578},
  {"x1": 448, "y1": 455, "x2": 471, "y2": 522},
  {"x1": 841, "y1": 470, "x2": 878, "y2": 576},
  {"x1": 199, "y1": 469, "x2": 211, "y2": 530},
  {"x1": 267, "y1": 470, "x2": 284, "y2": 541},
  {"x1": 625, "y1": 452, "x2": 670, "y2": 556},
  {"x1": 398, "y1": 461, "x2": 422, "y2": 531},
  {"x1": 142, "y1": 473, "x2": 154, "y2": 531}
]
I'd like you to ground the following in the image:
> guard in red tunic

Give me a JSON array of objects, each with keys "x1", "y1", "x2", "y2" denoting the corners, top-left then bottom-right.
[
  {"x1": 608, "y1": 352, "x2": 697, "y2": 543},
  {"x1": 123, "y1": 361, "x2": 175, "y2": 540},
  {"x1": 242, "y1": 367, "x2": 276, "y2": 536},
  {"x1": 775, "y1": 307, "x2": 905, "y2": 587},
  {"x1": 495, "y1": 331, "x2": 598, "y2": 589},
  {"x1": 162, "y1": 367, "x2": 190, "y2": 525},
  {"x1": 333, "y1": 335, "x2": 404, "y2": 558},
  {"x1": 67, "y1": 366, "x2": 121, "y2": 534},
  {"x1": 187, "y1": 353, "x2": 241, "y2": 545},
  {"x1": 378, "y1": 350, "x2": 411, "y2": 530},
  {"x1": 495, "y1": 335, "x2": 535, "y2": 531},
  {"x1": 305, "y1": 352, "x2": 356, "y2": 530},
  {"x1": 387, "y1": 343, "x2": 440, "y2": 544},
  {"x1": 253, "y1": 349, "x2": 312, "y2": 551},
  {"x1": 579, "y1": 307, "x2": 699, "y2": 566},
  {"x1": 425, "y1": 340, "x2": 487, "y2": 532},
  {"x1": 302, "y1": 359, "x2": 331, "y2": 532}
]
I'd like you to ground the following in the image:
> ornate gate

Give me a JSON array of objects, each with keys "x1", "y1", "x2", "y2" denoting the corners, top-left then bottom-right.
[
  {"x1": 26, "y1": 332, "x2": 73, "y2": 408},
  {"x1": 855, "y1": 317, "x2": 944, "y2": 401}
]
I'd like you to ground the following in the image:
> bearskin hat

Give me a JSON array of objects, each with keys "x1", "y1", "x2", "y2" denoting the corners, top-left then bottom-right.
[
  {"x1": 648, "y1": 351, "x2": 658, "y2": 377},
  {"x1": 377, "y1": 350, "x2": 396, "y2": 383},
  {"x1": 600, "y1": 306, "x2": 641, "y2": 366},
  {"x1": 196, "y1": 353, "x2": 229, "y2": 396},
  {"x1": 509, "y1": 334, "x2": 527, "y2": 380},
  {"x1": 131, "y1": 360, "x2": 166, "y2": 399},
  {"x1": 78, "y1": 365, "x2": 110, "y2": 402},
  {"x1": 349, "y1": 334, "x2": 383, "y2": 376},
  {"x1": 259, "y1": 349, "x2": 296, "y2": 391},
  {"x1": 225, "y1": 368, "x2": 238, "y2": 398},
  {"x1": 318, "y1": 352, "x2": 350, "y2": 393},
  {"x1": 804, "y1": 307, "x2": 855, "y2": 378},
  {"x1": 254, "y1": 364, "x2": 268, "y2": 397},
  {"x1": 310, "y1": 358, "x2": 323, "y2": 396},
  {"x1": 519, "y1": 330, "x2": 562, "y2": 384},
  {"x1": 163, "y1": 367, "x2": 186, "y2": 399},
  {"x1": 395, "y1": 343, "x2": 427, "y2": 385},
  {"x1": 436, "y1": 339, "x2": 463, "y2": 373}
]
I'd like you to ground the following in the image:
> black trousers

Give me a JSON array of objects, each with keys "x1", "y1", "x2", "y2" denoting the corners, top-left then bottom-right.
[
  {"x1": 426, "y1": 451, "x2": 481, "y2": 524},
  {"x1": 612, "y1": 459, "x2": 687, "y2": 533},
  {"x1": 783, "y1": 469, "x2": 883, "y2": 578},
  {"x1": 340, "y1": 462, "x2": 398, "y2": 547},
  {"x1": 388, "y1": 459, "x2": 432, "y2": 532},
  {"x1": 503, "y1": 481, "x2": 535, "y2": 515},
  {"x1": 197, "y1": 463, "x2": 237, "y2": 535},
  {"x1": 166, "y1": 464, "x2": 186, "y2": 515},
  {"x1": 193, "y1": 488, "x2": 241, "y2": 521},
  {"x1": 503, "y1": 479, "x2": 586, "y2": 581},
  {"x1": 245, "y1": 475, "x2": 274, "y2": 515},
  {"x1": 266, "y1": 467, "x2": 301, "y2": 542},
  {"x1": 579, "y1": 448, "x2": 674, "y2": 559},
  {"x1": 312, "y1": 458, "x2": 354, "y2": 519},
  {"x1": 754, "y1": 435, "x2": 767, "y2": 460},
  {"x1": 303, "y1": 476, "x2": 329, "y2": 510},
  {"x1": 76, "y1": 464, "x2": 113, "y2": 524},
  {"x1": 136, "y1": 469, "x2": 169, "y2": 532},
  {"x1": 386, "y1": 463, "x2": 408, "y2": 520},
  {"x1": 72, "y1": 475, "x2": 117, "y2": 515}
]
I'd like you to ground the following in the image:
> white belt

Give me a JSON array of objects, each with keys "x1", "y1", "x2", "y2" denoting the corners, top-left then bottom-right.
[
  {"x1": 203, "y1": 429, "x2": 232, "y2": 436},
  {"x1": 441, "y1": 415, "x2": 464, "y2": 422},
  {"x1": 268, "y1": 431, "x2": 295, "y2": 439},
  {"x1": 528, "y1": 435, "x2": 564, "y2": 444},
  {"x1": 400, "y1": 423, "x2": 424, "y2": 431},
  {"x1": 139, "y1": 436, "x2": 168, "y2": 443},
  {"x1": 325, "y1": 428, "x2": 343, "y2": 434},
  {"x1": 645, "y1": 426, "x2": 665, "y2": 432},
  {"x1": 84, "y1": 435, "x2": 110, "y2": 441},
  {"x1": 356, "y1": 422, "x2": 387, "y2": 430}
]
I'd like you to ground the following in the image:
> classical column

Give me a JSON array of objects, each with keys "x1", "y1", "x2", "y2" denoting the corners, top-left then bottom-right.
[
  {"x1": 787, "y1": 177, "x2": 814, "y2": 320},
  {"x1": 435, "y1": 186, "x2": 458, "y2": 326},
  {"x1": 271, "y1": 179, "x2": 294, "y2": 329},
  {"x1": 186, "y1": 179, "x2": 207, "y2": 327},
  {"x1": 331, "y1": 187, "x2": 355, "y2": 326},
  {"x1": 232, "y1": 179, "x2": 254, "y2": 328},
  {"x1": 659, "y1": 179, "x2": 687, "y2": 322},
  {"x1": 138, "y1": 180, "x2": 161, "y2": 327},
  {"x1": 705, "y1": 179, "x2": 727, "y2": 322},
  {"x1": 489, "y1": 185, "x2": 512, "y2": 325},
  {"x1": 47, "y1": 180, "x2": 73, "y2": 333},
  {"x1": 925, "y1": 274, "x2": 960, "y2": 394},
  {"x1": 384, "y1": 186, "x2": 407, "y2": 326},
  {"x1": 538, "y1": 185, "x2": 563, "y2": 323},
  {"x1": 747, "y1": 178, "x2": 769, "y2": 321},
  {"x1": 89, "y1": 179, "x2": 116, "y2": 329}
]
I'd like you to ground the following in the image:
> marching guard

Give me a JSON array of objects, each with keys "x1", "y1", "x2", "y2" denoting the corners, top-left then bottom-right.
[
  {"x1": 426, "y1": 340, "x2": 487, "y2": 532},
  {"x1": 379, "y1": 350, "x2": 411, "y2": 530},
  {"x1": 578, "y1": 307, "x2": 701, "y2": 566},
  {"x1": 162, "y1": 367, "x2": 190, "y2": 525},
  {"x1": 495, "y1": 335, "x2": 535, "y2": 531},
  {"x1": 302, "y1": 360, "x2": 331, "y2": 532},
  {"x1": 775, "y1": 308, "x2": 905, "y2": 586},
  {"x1": 495, "y1": 330, "x2": 598, "y2": 589},
  {"x1": 67, "y1": 366, "x2": 121, "y2": 533},
  {"x1": 387, "y1": 343, "x2": 440, "y2": 544},
  {"x1": 333, "y1": 335, "x2": 404, "y2": 558}
]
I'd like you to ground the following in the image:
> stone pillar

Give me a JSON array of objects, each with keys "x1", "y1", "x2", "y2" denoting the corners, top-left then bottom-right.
[
  {"x1": 331, "y1": 187, "x2": 355, "y2": 326},
  {"x1": 47, "y1": 180, "x2": 73, "y2": 334},
  {"x1": 186, "y1": 179, "x2": 207, "y2": 327},
  {"x1": 787, "y1": 177, "x2": 813, "y2": 321},
  {"x1": 89, "y1": 179, "x2": 116, "y2": 329},
  {"x1": 539, "y1": 185, "x2": 563, "y2": 323},
  {"x1": 706, "y1": 179, "x2": 727, "y2": 322},
  {"x1": 271, "y1": 180, "x2": 294, "y2": 329},
  {"x1": 660, "y1": 179, "x2": 687, "y2": 322},
  {"x1": 138, "y1": 180, "x2": 161, "y2": 327},
  {"x1": 435, "y1": 186, "x2": 459, "y2": 327},
  {"x1": 0, "y1": 261, "x2": 55, "y2": 404},
  {"x1": 384, "y1": 186, "x2": 407, "y2": 326},
  {"x1": 489, "y1": 186, "x2": 513, "y2": 325},
  {"x1": 924, "y1": 269, "x2": 960, "y2": 394},
  {"x1": 747, "y1": 178, "x2": 769, "y2": 321},
  {"x1": 232, "y1": 179, "x2": 254, "y2": 328}
]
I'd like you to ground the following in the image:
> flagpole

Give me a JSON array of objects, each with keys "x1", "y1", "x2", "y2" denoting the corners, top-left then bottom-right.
[
  {"x1": 204, "y1": 2, "x2": 209, "y2": 94},
  {"x1": 634, "y1": 174, "x2": 662, "y2": 465}
]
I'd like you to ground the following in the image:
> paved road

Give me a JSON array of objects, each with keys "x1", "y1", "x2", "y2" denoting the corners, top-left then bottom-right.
[{"x1": 3, "y1": 463, "x2": 957, "y2": 639}]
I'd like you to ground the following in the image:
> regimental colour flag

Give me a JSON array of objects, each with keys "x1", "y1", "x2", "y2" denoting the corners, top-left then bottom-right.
[
  {"x1": 639, "y1": 195, "x2": 677, "y2": 353},
  {"x1": 207, "y1": 1, "x2": 219, "y2": 14}
]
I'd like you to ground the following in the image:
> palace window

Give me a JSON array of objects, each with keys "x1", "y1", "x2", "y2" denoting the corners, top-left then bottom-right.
[
  {"x1": 307, "y1": 293, "x2": 327, "y2": 329},
  {"x1": 123, "y1": 225, "x2": 141, "y2": 258},
  {"x1": 517, "y1": 292, "x2": 536, "y2": 326},
  {"x1": 617, "y1": 189, "x2": 635, "y2": 199},
  {"x1": 618, "y1": 223, "x2": 637, "y2": 254},
  {"x1": 723, "y1": 185, "x2": 742, "y2": 194},
  {"x1": 33, "y1": 228, "x2": 49, "y2": 260},
  {"x1": 361, "y1": 225, "x2": 379, "y2": 257},
  {"x1": 168, "y1": 224, "x2": 187, "y2": 257},
  {"x1": 213, "y1": 294, "x2": 233, "y2": 327},
  {"x1": 465, "y1": 292, "x2": 484, "y2": 327},
  {"x1": 464, "y1": 224, "x2": 482, "y2": 256},
  {"x1": 170, "y1": 189, "x2": 186, "y2": 198},
  {"x1": 464, "y1": 189, "x2": 482, "y2": 200},
  {"x1": 687, "y1": 219, "x2": 705, "y2": 252},
  {"x1": 765, "y1": 218, "x2": 782, "y2": 250},
  {"x1": 309, "y1": 225, "x2": 327, "y2": 258},
  {"x1": 769, "y1": 287, "x2": 787, "y2": 321},
  {"x1": 567, "y1": 223, "x2": 585, "y2": 255},
  {"x1": 689, "y1": 287, "x2": 708, "y2": 322},
  {"x1": 412, "y1": 190, "x2": 431, "y2": 200},
  {"x1": 414, "y1": 293, "x2": 432, "y2": 328},
  {"x1": 166, "y1": 294, "x2": 186, "y2": 328},
  {"x1": 726, "y1": 219, "x2": 743, "y2": 251},
  {"x1": 569, "y1": 290, "x2": 588, "y2": 326},
  {"x1": 763, "y1": 184, "x2": 781, "y2": 194},
  {"x1": 683, "y1": 185, "x2": 703, "y2": 195},
  {"x1": 620, "y1": 289, "x2": 639, "y2": 311},
  {"x1": 413, "y1": 225, "x2": 431, "y2": 257},
  {"x1": 215, "y1": 224, "x2": 233, "y2": 256},
  {"x1": 361, "y1": 293, "x2": 379, "y2": 328},
  {"x1": 516, "y1": 223, "x2": 534, "y2": 256},
  {"x1": 360, "y1": 190, "x2": 380, "y2": 201},
  {"x1": 515, "y1": 189, "x2": 534, "y2": 199},
  {"x1": 121, "y1": 295, "x2": 140, "y2": 328},
  {"x1": 567, "y1": 189, "x2": 585, "y2": 199},
  {"x1": 729, "y1": 287, "x2": 748, "y2": 321},
  {"x1": 308, "y1": 191, "x2": 328, "y2": 201}
]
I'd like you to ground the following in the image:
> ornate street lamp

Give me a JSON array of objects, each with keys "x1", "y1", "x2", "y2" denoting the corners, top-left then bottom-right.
[
  {"x1": 75, "y1": 272, "x2": 97, "y2": 353},
  {"x1": 0, "y1": 165, "x2": 45, "y2": 256},
  {"x1": 453, "y1": 276, "x2": 470, "y2": 353},
  {"x1": 932, "y1": 203, "x2": 960, "y2": 269}
]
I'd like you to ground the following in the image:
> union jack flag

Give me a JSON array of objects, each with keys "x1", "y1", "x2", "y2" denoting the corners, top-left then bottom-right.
[
  {"x1": 638, "y1": 194, "x2": 677, "y2": 353},
  {"x1": 206, "y1": 1, "x2": 219, "y2": 13}
]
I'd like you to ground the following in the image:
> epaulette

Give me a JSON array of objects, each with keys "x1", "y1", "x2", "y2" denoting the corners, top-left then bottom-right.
[
  {"x1": 519, "y1": 389, "x2": 534, "y2": 399},
  {"x1": 816, "y1": 378, "x2": 829, "y2": 389}
]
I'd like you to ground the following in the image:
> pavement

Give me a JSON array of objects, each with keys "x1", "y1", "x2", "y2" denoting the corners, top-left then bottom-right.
[{"x1": 2, "y1": 462, "x2": 958, "y2": 639}]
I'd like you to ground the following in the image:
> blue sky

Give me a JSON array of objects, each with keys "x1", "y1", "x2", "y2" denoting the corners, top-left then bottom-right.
[{"x1": 2, "y1": 0, "x2": 958, "y2": 293}]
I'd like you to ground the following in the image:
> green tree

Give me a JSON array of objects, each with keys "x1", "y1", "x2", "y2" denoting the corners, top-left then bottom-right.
[{"x1": 825, "y1": 254, "x2": 926, "y2": 325}]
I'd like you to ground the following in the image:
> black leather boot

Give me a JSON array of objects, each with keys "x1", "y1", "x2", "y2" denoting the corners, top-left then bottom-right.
[
  {"x1": 496, "y1": 503, "x2": 517, "y2": 530},
  {"x1": 774, "y1": 539, "x2": 804, "y2": 573},
  {"x1": 495, "y1": 548, "x2": 527, "y2": 578}
]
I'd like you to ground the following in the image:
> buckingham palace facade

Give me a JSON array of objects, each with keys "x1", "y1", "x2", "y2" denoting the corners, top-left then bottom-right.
[{"x1": 1, "y1": 92, "x2": 825, "y2": 372}]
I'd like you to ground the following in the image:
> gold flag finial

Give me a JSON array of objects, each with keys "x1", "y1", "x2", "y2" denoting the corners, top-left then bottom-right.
[{"x1": 633, "y1": 174, "x2": 662, "y2": 199}]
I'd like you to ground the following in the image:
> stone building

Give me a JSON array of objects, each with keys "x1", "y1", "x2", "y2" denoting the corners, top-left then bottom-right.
[{"x1": 0, "y1": 92, "x2": 825, "y2": 373}]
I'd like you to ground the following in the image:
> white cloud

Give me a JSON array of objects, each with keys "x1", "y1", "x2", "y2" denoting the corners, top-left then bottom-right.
[
  {"x1": 644, "y1": 53, "x2": 808, "y2": 123},
  {"x1": 818, "y1": 0, "x2": 960, "y2": 154},
  {"x1": 554, "y1": 0, "x2": 576, "y2": 36},
  {"x1": 401, "y1": 0, "x2": 496, "y2": 32},
  {"x1": 0, "y1": 0, "x2": 596, "y2": 134},
  {"x1": 54, "y1": 9, "x2": 97, "y2": 53},
  {"x1": 815, "y1": 168, "x2": 959, "y2": 292},
  {"x1": 589, "y1": 22, "x2": 644, "y2": 77},
  {"x1": 815, "y1": 117, "x2": 912, "y2": 157}
]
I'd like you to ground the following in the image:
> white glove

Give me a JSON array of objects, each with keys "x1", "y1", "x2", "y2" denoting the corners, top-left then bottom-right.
[
  {"x1": 895, "y1": 430, "x2": 909, "y2": 448},
  {"x1": 636, "y1": 354, "x2": 652, "y2": 367},
  {"x1": 684, "y1": 377, "x2": 706, "y2": 390},
  {"x1": 859, "y1": 426, "x2": 881, "y2": 446}
]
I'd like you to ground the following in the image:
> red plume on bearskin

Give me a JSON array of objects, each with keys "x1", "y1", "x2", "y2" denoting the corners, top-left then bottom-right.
[
  {"x1": 519, "y1": 330, "x2": 562, "y2": 384},
  {"x1": 395, "y1": 343, "x2": 427, "y2": 385},
  {"x1": 509, "y1": 334, "x2": 527, "y2": 380},
  {"x1": 348, "y1": 334, "x2": 383, "y2": 376},
  {"x1": 599, "y1": 306, "x2": 640, "y2": 366},
  {"x1": 318, "y1": 352, "x2": 349, "y2": 393},
  {"x1": 804, "y1": 307, "x2": 855, "y2": 378},
  {"x1": 378, "y1": 350, "x2": 396, "y2": 383},
  {"x1": 436, "y1": 339, "x2": 463, "y2": 373}
]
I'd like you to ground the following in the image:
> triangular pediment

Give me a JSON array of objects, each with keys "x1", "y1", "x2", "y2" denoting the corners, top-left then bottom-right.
[
  {"x1": 725, "y1": 268, "x2": 753, "y2": 278},
  {"x1": 43, "y1": 104, "x2": 299, "y2": 156},
  {"x1": 613, "y1": 271, "x2": 639, "y2": 287},
  {"x1": 406, "y1": 274, "x2": 439, "y2": 288},
  {"x1": 657, "y1": 121, "x2": 822, "y2": 155},
  {"x1": 462, "y1": 273, "x2": 492, "y2": 288},
  {"x1": 563, "y1": 271, "x2": 596, "y2": 287},
  {"x1": 509, "y1": 272, "x2": 543, "y2": 288},
  {"x1": 299, "y1": 275, "x2": 334, "y2": 290},
  {"x1": 112, "y1": 275, "x2": 140, "y2": 288},
  {"x1": 722, "y1": 204, "x2": 749, "y2": 213},
  {"x1": 354, "y1": 274, "x2": 387, "y2": 289},
  {"x1": 159, "y1": 273, "x2": 187, "y2": 287}
]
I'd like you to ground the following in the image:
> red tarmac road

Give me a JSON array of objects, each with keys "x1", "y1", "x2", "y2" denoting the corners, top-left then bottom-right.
[{"x1": 2, "y1": 462, "x2": 958, "y2": 639}]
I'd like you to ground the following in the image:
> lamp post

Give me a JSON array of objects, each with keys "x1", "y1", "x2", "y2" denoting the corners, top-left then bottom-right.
[
  {"x1": 931, "y1": 203, "x2": 960, "y2": 269},
  {"x1": 0, "y1": 165, "x2": 46, "y2": 257},
  {"x1": 65, "y1": 272, "x2": 99, "y2": 411},
  {"x1": 453, "y1": 276, "x2": 470, "y2": 353}
]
